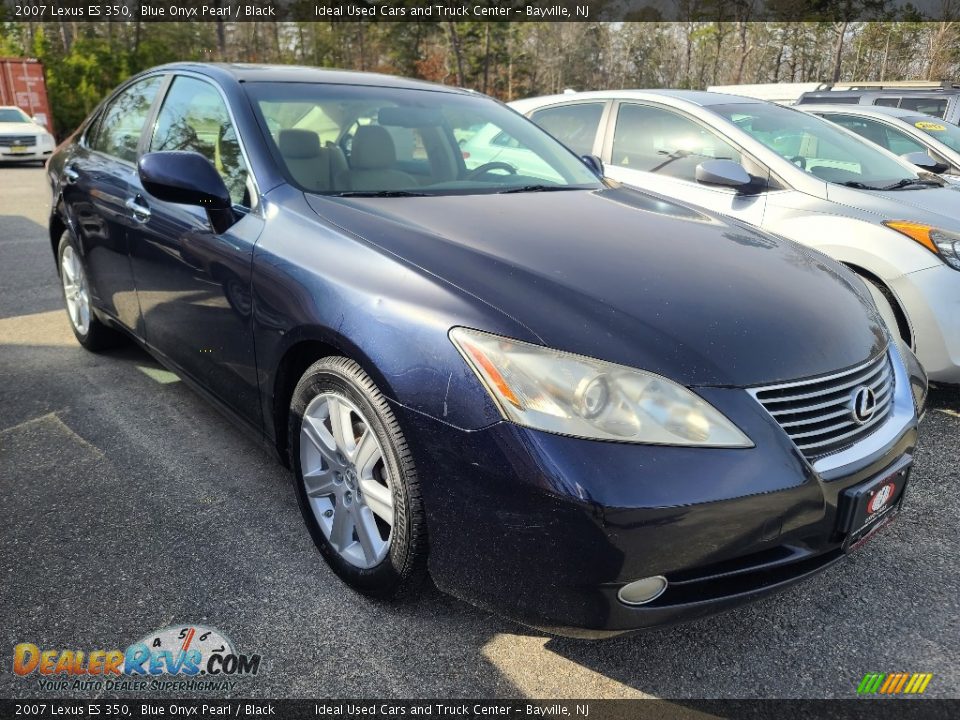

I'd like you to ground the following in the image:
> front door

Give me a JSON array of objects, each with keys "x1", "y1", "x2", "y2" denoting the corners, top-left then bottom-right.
[
  {"x1": 601, "y1": 101, "x2": 768, "y2": 226},
  {"x1": 127, "y1": 74, "x2": 264, "y2": 427}
]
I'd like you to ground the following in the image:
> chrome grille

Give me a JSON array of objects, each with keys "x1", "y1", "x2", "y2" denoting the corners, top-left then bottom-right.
[
  {"x1": 749, "y1": 350, "x2": 894, "y2": 460},
  {"x1": 0, "y1": 135, "x2": 36, "y2": 147}
]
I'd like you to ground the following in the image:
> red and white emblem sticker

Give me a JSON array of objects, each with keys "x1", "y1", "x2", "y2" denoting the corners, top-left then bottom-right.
[{"x1": 867, "y1": 482, "x2": 896, "y2": 514}]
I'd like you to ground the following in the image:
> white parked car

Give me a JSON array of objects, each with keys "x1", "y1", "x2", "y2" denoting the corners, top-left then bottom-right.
[
  {"x1": 457, "y1": 121, "x2": 565, "y2": 182},
  {"x1": 798, "y1": 104, "x2": 960, "y2": 182},
  {"x1": 513, "y1": 90, "x2": 960, "y2": 384},
  {"x1": 0, "y1": 106, "x2": 55, "y2": 164}
]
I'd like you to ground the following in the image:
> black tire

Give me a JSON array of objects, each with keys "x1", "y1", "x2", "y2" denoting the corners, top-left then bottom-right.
[
  {"x1": 56, "y1": 231, "x2": 124, "y2": 352},
  {"x1": 289, "y1": 356, "x2": 428, "y2": 599}
]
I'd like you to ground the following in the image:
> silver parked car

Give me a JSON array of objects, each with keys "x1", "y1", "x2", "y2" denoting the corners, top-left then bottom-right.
[
  {"x1": 799, "y1": 103, "x2": 960, "y2": 181},
  {"x1": 513, "y1": 90, "x2": 960, "y2": 384}
]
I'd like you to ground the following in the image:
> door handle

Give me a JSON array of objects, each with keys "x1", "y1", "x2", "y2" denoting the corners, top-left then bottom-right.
[
  {"x1": 125, "y1": 197, "x2": 152, "y2": 223},
  {"x1": 63, "y1": 166, "x2": 79, "y2": 184}
]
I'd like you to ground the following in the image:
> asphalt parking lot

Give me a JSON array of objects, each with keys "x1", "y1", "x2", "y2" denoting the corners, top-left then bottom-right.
[{"x1": 1, "y1": 164, "x2": 958, "y2": 701}]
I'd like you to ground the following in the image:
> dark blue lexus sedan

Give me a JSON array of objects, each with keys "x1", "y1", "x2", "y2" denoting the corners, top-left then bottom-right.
[{"x1": 47, "y1": 64, "x2": 926, "y2": 636}]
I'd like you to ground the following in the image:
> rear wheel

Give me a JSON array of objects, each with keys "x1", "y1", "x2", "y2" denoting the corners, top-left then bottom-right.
[
  {"x1": 57, "y1": 232, "x2": 123, "y2": 351},
  {"x1": 289, "y1": 356, "x2": 428, "y2": 599}
]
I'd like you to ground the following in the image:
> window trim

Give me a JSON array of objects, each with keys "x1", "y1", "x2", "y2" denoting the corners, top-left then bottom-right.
[
  {"x1": 600, "y1": 99, "x2": 787, "y2": 194},
  {"x1": 147, "y1": 71, "x2": 261, "y2": 213},
  {"x1": 526, "y1": 99, "x2": 613, "y2": 158}
]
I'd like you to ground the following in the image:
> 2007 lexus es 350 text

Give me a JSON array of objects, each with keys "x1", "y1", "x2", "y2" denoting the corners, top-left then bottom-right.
[{"x1": 46, "y1": 64, "x2": 927, "y2": 637}]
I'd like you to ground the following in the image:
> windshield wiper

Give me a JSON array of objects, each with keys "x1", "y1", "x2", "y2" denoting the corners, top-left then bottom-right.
[
  {"x1": 332, "y1": 190, "x2": 431, "y2": 197},
  {"x1": 496, "y1": 185, "x2": 582, "y2": 194},
  {"x1": 840, "y1": 180, "x2": 881, "y2": 189},
  {"x1": 879, "y1": 178, "x2": 944, "y2": 190}
]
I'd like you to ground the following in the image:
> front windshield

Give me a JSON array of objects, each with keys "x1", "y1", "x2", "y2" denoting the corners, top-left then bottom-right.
[
  {"x1": 902, "y1": 115, "x2": 960, "y2": 153},
  {"x1": 710, "y1": 102, "x2": 922, "y2": 189},
  {"x1": 0, "y1": 108, "x2": 30, "y2": 123},
  {"x1": 246, "y1": 83, "x2": 601, "y2": 195}
]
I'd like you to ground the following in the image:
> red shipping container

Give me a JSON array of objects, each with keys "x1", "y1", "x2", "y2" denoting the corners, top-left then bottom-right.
[{"x1": 0, "y1": 57, "x2": 53, "y2": 133}]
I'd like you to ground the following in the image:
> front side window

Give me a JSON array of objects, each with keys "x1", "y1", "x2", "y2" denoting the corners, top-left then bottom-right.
[
  {"x1": 825, "y1": 114, "x2": 928, "y2": 157},
  {"x1": 247, "y1": 83, "x2": 599, "y2": 195},
  {"x1": 530, "y1": 102, "x2": 605, "y2": 156},
  {"x1": 712, "y1": 102, "x2": 923, "y2": 188},
  {"x1": 90, "y1": 75, "x2": 164, "y2": 163},
  {"x1": 610, "y1": 103, "x2": 741, "y2": 182},
  {"x1": 150, "y1": 76, "x2": 250, "y2": 206}
]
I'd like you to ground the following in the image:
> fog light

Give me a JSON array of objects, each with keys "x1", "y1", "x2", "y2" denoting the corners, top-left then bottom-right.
[{"x1": 618, "y1": 575, "x2": 668, "y2": 605}]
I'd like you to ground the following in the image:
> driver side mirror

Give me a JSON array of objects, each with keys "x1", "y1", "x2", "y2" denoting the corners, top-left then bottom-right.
[
  {"x1": 695, "y1": 160, "x2": 753, "y2": 191},
  {"x1": 581, "y1": 154, "x2": 604, "y2": 178},
  {"x1": 901, "y1": 151, "x2": 950, "y2": 175},
  {"x1": 138, "y1": 151, "x2": 236, "y2": 234}
]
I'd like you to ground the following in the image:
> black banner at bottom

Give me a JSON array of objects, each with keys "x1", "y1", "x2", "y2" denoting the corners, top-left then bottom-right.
[{"x1": 0, "y1": 699, "x2": 958, "y2": 720}]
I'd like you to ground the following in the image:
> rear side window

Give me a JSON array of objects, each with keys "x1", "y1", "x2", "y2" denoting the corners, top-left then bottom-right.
[
  {"x1": 800, "y1": 95, "x2": 860, "y2": 105},
  {"x1": 530, "y1": 102, "x2": 605, "y2": 156},
  {"x1": 610, "y1": 103, "x2": 741, "y2": 182},
  {"x1": 873, "y1": 98, "x2": 901, "y2": 108},
  {"x1": 150, "y1": 76, "x2": 250, "y2": 207},
  {"x1": 90, "y1": 76, "x2": 164, "y2": 163},
  {"x1": 897, "y1": 97, "x2": 949, "y2": 119}
]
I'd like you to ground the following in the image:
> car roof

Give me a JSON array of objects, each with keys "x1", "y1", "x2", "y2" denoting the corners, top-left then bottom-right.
[
  {"x1": 797, "y1": 104, "x2": 927, "y2": 119},
  {"x1": 510, "y1": 89, "x2": 763, "y2": 111},
  {"x1": 150, "y1": 62, "x2": 469, "y2": 95}
]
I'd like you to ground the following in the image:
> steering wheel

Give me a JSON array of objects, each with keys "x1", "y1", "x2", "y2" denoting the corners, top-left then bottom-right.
[
  {"x1": 789, "y1": 155, "x2": 807, "y2": 170},
  {"x1": 466, "y1": 161, "x2": 517, "y2": 179}
]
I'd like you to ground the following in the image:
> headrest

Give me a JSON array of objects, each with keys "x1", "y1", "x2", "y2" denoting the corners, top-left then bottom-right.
[
  {"x1": 351, "y1": 125, "x2": 396, "y2": 170},
  {"x1": 279, "y1": 129, "x2": 321, "y2": 159}
]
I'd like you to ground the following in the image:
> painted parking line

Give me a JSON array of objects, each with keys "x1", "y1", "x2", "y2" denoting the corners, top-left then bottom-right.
[{"x1": 934, "y1": 408, "x2": 960, "y2": 419}]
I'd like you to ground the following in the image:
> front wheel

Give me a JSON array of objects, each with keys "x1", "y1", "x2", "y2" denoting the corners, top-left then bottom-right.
[{"x1": 289, "y1": 356, "x2": 428, "y2": 599}]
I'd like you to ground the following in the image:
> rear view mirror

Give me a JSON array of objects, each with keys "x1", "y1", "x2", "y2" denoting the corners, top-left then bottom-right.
[
  {"x1": 901, "y1": 151, "x2": 950, "y2": 174},
  {"x1": 139, "y1": 151, "x2": 235, "y2": 233},
  {"x1": 695, "y1": 160, "x2": 752, "y2": 190},
  {"x1": 581, "y1": 154, "x2": 604, "y2": 178},
  {"x1": 378, "y1": 106, "x2": 443, "y2": 128}
]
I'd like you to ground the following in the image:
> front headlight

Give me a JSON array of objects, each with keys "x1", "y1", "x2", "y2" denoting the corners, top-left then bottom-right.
[
  {"x1": 449, "y1": 328, "x2": 753, "y2": 447},
  {"x1": 884, "y1": 221, "x2": 960, "y2": 271}
]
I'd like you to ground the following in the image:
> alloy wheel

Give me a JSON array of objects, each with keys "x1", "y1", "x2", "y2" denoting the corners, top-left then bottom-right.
[
  {"x1": 61, "y1": 245, "x2": 91, "y2": 335},
  {"x1": 299, "y1": 393, "x2": 394, "y2": 569}
]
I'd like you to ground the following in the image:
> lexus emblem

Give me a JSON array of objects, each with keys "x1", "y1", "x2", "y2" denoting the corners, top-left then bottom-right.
[
  {"x1": 868, "y1": 482, "x2": 896, "y2": 514},
  {"x1": 850, "y1": 386, "x2": 877, "y2": 424}
]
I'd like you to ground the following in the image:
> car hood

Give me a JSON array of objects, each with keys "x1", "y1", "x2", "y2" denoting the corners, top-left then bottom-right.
[
  {"x1": 305, "y1": 187, "x2": 886, "y2": 387},
  {"x1": 0, "y1": 121, "x2": 41, "y2": 134},
  {"x1": 827, "y1": 182, "x2": 960, "y2": 227}
]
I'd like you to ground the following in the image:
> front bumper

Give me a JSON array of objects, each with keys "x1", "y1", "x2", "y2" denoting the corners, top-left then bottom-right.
[
  {"x1": 396, "y1": 353, "x2": 919, "y2": 637},
  {"x1": 892, "y1": 262, "x2": 960, "y2": 384},
  {"x1": 0, "y1": 146, "x2": 52, "y2": 162}
]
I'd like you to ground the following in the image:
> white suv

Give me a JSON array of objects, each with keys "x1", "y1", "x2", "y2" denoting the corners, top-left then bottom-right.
[{"x1": 513, "y1": 90, "x2": 960, "y2": 384}]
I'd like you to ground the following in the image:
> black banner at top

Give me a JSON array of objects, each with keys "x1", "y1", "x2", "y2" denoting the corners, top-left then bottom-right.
[{"x1": 1, "y1": 0, "x2": 958, "y2": 23}]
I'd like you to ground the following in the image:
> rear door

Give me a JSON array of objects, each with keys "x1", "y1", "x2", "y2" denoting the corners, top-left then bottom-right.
[
  {"x1": 599, "y1": 101, "x2": 769, "y2": 225},
  {"x1": 58, "y1": 75, "x2": 165, "y2": 334},
  {"x1": 127, "y1": 74, "x2": 265, "y2": 426},
  {"x1": 528, "y1": 101, "x2": 609, "y2": 158}
]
